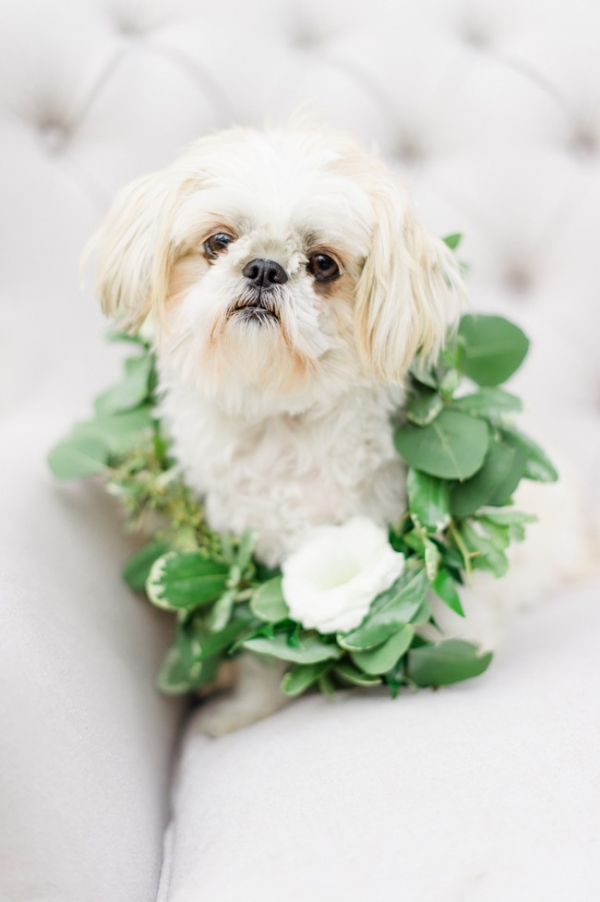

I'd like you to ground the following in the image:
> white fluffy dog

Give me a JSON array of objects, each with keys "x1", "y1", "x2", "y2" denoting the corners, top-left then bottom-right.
[{"x1": 91, "y1": 121, "x2": 593, "y2": 734}]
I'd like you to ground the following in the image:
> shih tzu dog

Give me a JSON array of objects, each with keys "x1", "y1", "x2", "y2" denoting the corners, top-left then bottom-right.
[{"x1": 91, "y1": 121, "x2": 592, "y2": 734}]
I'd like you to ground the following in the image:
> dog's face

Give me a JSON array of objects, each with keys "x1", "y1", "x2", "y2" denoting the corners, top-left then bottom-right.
[{"x1": 93, "y1": 125, "x2": 462, "y2": 415}]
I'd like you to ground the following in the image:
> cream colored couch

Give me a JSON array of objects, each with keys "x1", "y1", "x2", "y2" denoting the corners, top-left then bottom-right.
[{"x1": 1, "y1": 2, "x2": 599, "y2": 900}]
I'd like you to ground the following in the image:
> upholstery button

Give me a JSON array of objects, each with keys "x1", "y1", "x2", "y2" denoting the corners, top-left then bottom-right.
[
  {"x1": 115, "y1": 15, "x2": 146, "y2": 38},
  {"x1": 461, "y1": 22, "x2": 491, "y2": 48},
  {"x1": 38, "y1": 118, "x2": 69, "y2": 154},
  {"x1": 504, "y1": 264, "x2": 533, "y2": 296},
  {"x1": 394, "y1": 135, "x2": 425, "y2": 165},
  {"x1": 570, "y1": 124, "x2": 598, "y2": 158}
]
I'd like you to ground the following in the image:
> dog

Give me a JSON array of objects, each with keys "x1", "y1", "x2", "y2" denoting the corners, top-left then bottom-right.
[{"x1": 90, "y1": 120, "x2": 595, "y2": 735}]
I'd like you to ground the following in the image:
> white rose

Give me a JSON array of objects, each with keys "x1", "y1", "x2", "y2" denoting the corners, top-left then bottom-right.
[{"x1": 281, "y1": 517, "x2": 405, "y2": 634}]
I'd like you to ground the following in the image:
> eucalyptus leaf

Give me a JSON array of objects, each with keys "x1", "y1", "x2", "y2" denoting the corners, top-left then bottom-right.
[
  {"x1": 47, "y1": 434, "x2": 108, "y2": 480},
  {"x1": 242, "y1": 633, "x2": 342, "y2": 664},
  {"x1": 457, "y1": 522, "x2": 509, "y2": 578},
  {"x1": 408, "y1": 639, "x2": 492, "y2": 686},
  {"x1": 409, "y1": 361, "x2": 438, "y2": 389},
  {"x1": 487, "y1": 442, "x2": 528, "y2": 505},
  {"x1": 405, "y1": 387, "x2": 443, "y2": 426},
  {"x1": 395, "y1": 410, "x2": 489, "y2": 480},
  {"x1": 350, "y1": 625, "x2": 414, "y2": 675},
  {"x1": 147, "y1": 552, "x2": 229, "y2": 611},
  {"x1": 250, "y1": 577, "x2": 290, "y2": 623},
  {"x1": 122, "y1": 540, "x2": 171, "y2": 591},
  {"x1": 452, "y1": 387, "x2": 523, "y2": 420},
  {"x1": 411, "y1": 595, "x2": 432, "y2": 625},
  {"x1": 338, "y1": 569, "x2": 428, "y2": 651},
  {"x1": 458, "y1": 315, "x2": 529, "y2": 386},
  {"x1": 95, "y1": 354, "x2": 154, "y2": 414},
  {"x1": 281, "y1": 661, "x2": 331, "y2": 697},
  {"x1": 432, "y1": 569, "x2": 465, "y2": 616},
  {"x1": 451, "y1": 440, "x2": 517, "y2": 517},
  {"x1": 406, "y1": 469, "x2": 451, "y2": 533},
  {"x1": 501, "y1": 428, "x2": 559, "y2": 483}
]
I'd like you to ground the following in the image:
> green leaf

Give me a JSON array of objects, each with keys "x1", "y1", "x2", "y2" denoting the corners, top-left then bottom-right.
[
  {"x1": 476, "y1": 519, "x2": 511, "y2": 552},
  {"x1": 281, "y1": 662, "x2": 331, "y2": 697},
  {"x1": 501, "y1": 428, "x2": 559, "y2": 483},
  {"x1": 235, "y1": 528, "x2": 258, "y2": 570},
  {"x1": 147, "y1": 552, "x2": 229, "y2": 611},
  {"x1": 242, "y1": 633, "x2": 342, "y2": 664},
  {"x1": 458, "y1": 314, "x2": 529, "y2": 386},
  {"x1": 95, "y1": 354, "x2": 154, "y2": 414},
  {"x1": 457, "y1": 522, "x2": 509, "y2": 578},
  {"x1": 207, "y1": 588, "x2": 237, "y2": 632},
  {"x1": 155, "y1": 623, "x2": 222, "y2": 695},
  {"x1": 156, "y1": 646, "x2": 221, "y2": 695},
  {"x1": 350, "y1": 625, "x2": 414, "y2": 675},
  {"x1": 409, "y1": 362, "x2": 438, "y2": 389},
  {"x1": 486, "y1": 442, "x2": 528, "y2": 505},
  {"x1": 424, "y1": 538, "x2": 441, "y2": 582},
  {"x1": 250, "y1": 577, "x2": 290, "y2": 623},
  {"x1": 53, "y1": 407, "x2": 155, "y2": 472},
  {"x1": 443, "y1": 233, "x2": 463, "y2": 250},
  {"x1": 395, "y1": 410, "x2": 489, "y2": 480},
  {"x1": 47, "y1": 434, "x2": 108, "y2": 479},
  {"x1": 405, "y1": 387, "x2": 443, "y2": 426},
  {"x1": 432, "y1": 569, "x2": 465, "y2": 616},
  {"x1": 476, "y1": 509, "x2": 536, "y2": 545},
  {"x1": 195, "y1": 615, "x2": 251, "y2": 660},
  {"x1": 333, "y1": 662, "x2": 383, "y2": 687},
  {"x1": 452, "y1": 387, "x2": 523, "y2": 420},
  {"x1": 408, "y1": 639, "x2": 493, "y2": 686},
  {"x1": 78, "y1": 407, "x2": 155, "y2": 453},
  {"x1": 406, "y1": 469, "x2": 451, "y2": 533},
  {"x1": 411, "y1": 595, "x2": 432, "y2": 625},
  {"x1": 338, "y1": 569, "x2": 428, "y2": 651},
  {"x1": 451, "y1": 440, "x2": 518, "y2": 517},
  {"x1": 122, "y1": 540, "x2": 171, "y2": 591}
]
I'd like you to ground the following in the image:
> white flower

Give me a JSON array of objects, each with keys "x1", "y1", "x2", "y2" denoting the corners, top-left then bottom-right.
[{"x1": 281, "y1": 517, "x2": 405, "y2": 634}]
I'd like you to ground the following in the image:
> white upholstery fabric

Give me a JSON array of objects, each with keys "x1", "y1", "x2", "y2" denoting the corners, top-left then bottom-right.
[
  {"x1": 162, "y1": 585, "x2": 600, "y2": 902},
  {"x1": 1, "y1": 1, "x2": 600, "y2": 900}
]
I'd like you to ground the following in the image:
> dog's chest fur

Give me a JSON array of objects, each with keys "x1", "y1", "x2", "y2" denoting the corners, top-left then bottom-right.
[{"x1": 161, "y1": 382, "x2": 406, "y2": 566}]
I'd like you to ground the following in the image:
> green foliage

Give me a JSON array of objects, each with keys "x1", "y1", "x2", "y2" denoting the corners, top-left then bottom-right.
[
  {"x1": 457, "y1": 315, "x2": 530, "y2": 386},
  {"x1": 47, "y1": 283, "x2": 557, "y2": 702},
  {"x1": 408, "y1": 639, "x2": 493, "y2": 686},
  {"x1": 394, "y1": 410, "x2": 489, "y2": 480}
]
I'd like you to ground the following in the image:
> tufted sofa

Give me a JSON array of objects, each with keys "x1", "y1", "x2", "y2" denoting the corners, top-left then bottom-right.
[{"x1": 1, "y1": 2, "x2": 600, "y2": 900}]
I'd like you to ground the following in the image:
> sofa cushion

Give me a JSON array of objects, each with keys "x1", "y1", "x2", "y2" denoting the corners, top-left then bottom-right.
[{"x1": 160, "y1": 583, "x2": 600, "y2": 902}]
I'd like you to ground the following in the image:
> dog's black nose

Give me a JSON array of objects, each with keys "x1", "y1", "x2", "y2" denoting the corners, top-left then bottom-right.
[{"x1": 242, "y1": 258, "x2": 288, "y2": 289}]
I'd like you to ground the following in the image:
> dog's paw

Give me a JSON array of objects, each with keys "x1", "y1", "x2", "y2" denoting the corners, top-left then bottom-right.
[
  {"x1": 194, "y1": 697, "x2": 272, "y2": 737},
  {"x1": 194, "y1": 655, "x2": 289, "y2": 737}
]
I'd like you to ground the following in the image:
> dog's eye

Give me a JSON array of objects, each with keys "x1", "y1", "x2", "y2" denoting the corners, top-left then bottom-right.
[
  {"x1": 307, "y1": 252, "x2": 341, "y2": 283},
  {"x1": 204, "y1": 232, "x2": 234, "y2": 260}
]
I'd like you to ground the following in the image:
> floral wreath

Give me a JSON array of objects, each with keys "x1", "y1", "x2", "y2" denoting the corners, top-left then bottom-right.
[{"x1": 49, "y1": 235, "x2": 557, "y2": 700}]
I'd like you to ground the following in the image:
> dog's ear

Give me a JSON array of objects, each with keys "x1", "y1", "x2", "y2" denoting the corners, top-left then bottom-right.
[
  {"x1": 86, "y1": 168, "x2": 190, "y2": 330},
  {"x1": 355, "y1": 177, "x2": 464, "y2": 383}
]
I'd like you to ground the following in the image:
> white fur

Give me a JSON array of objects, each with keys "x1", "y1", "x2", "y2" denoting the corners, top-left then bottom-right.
[{"x1": 90, "y1": 121, "x2": 595, "y2": 736}]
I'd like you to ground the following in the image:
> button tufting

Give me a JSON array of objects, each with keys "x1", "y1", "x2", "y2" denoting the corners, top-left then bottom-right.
[
  {"x1": 394, "y1": 135, "x2": 426, "y2": 165},
  {"x1": 504, "y1": 264, "x2": 533, "y2": 296},
  {"x1": 461, "y1": 22, "x2": 491, "y2": 49},
  {"x1": 570, "y1": 124, "x2": 598, "y2": 159},
  {"x1": 38, "y1": 117, "x2": 69, "y2": 154},
  {"x1": 114, "y1": 15, "x2": 146, "y2": 38}
]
